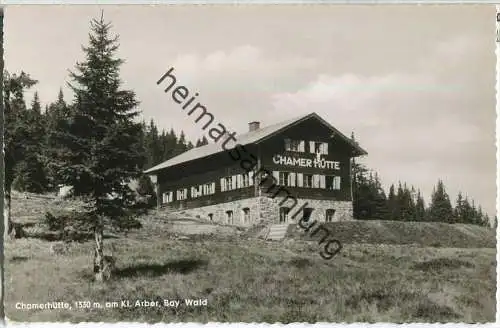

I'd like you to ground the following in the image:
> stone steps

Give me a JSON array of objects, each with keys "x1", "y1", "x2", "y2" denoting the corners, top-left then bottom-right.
[{"x1": 266, "y1": 224, "x2": 289, "y2": 241}]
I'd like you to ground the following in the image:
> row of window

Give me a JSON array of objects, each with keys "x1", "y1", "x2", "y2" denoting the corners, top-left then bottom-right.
[
  {"x1": 163, "y1": 182, "x2": 217, "y2": 203},
  {"x1": 280, "y1": 207, "x2": 336, "y2": 222},
  {"x1": 220, "y1": 172, "x2": 255, "y2": 191},
  {"x1": 162, "y1": 171, "x2": 341, "y2": 204},
  {"x1": 192, "y1": 183, "x2": 216, "y2": 198},
  {"x1": 285, "y1": 139, "x2": 329, "y2": 155},
  {"x1": 210, "y1": 208, "x2": 251, "y2": 225},
  {"x1": 272, "y1": 171, "x2": 341, "y2": 190},
  {"x1": 211, "y1": 207, "x2": 336, "y2": 224}
]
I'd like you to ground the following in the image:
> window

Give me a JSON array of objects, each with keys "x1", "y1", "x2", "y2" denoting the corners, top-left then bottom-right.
[
  {"x1": 285, "y1": 139, "x2": 305, "y2": 152},
  {"x1": 226, "y1": 210, "x2": 234, "y2": 225},
  {"x1": 242, "y1": 173, "x2": 250, "y2": 187},
  {"x1": 176, "y1": 188, "x2": 188, "y2": 200},
  {"x1": 288, "y1": 172, "x2": 296, "y2": 187},
  {"x1": 309, "y1": 141, "x2": 328, "y2": 155},
  {"x1": 241, "y1": 173, "x2": 254, "y2": 188},
  {"x1": 277, "y1": 172, "x2": 297, "y2": 187},
  {"x1": 312, "y1": 174, "x2": 321, "y2": 188},
  {"x1": 202, "y1": 182, "x2": 215, "y2": 195},
  {"x1": 242, "y1": 207, "x2": 250, "y2": 223},
  {"x1": 319, "y1": 175, "x2": 326, "y2": 188},
  {"x1": 333, "y1": 176, "x2": 341, "y2": 190},
  {"x1": 279, "y1": 172, "x2": 289, "y2": 186},
  {"x1": 326, "y1": 176, "x2": 341, "y2": 190},
  {"x1": 298, "y1": 140, "x2": 305, "y2": 152},
  {"x1": 303, "y1": 174, "x2": 313, "y2": 188},
  {"x1": 297, "y1": 173, "x2": 304, "y2": 187},
  {"x1": 308, "y1": 175, "x2": 326, "y2": 189},
  {"x1": 326, "y1": 176, "x2": 333, "y2": 190},
  {"x1": 322, "y1": 142, "x2": 328, "y2": 155},
  {"x1": 326, "y1": 209, "x2": 336, "y2": 222},
  {"x1": 162, "y1": 191, "x2": 173, "y2": 204},
  {"x1": 221, "y1": 176, "x2": 234, "y2": 192},
  {"x1": 231, "y1": 175, "x2": 237, "y2": 190},
  {"x1": 280, "y1": 207, "x2": 290, "y2": 223}
]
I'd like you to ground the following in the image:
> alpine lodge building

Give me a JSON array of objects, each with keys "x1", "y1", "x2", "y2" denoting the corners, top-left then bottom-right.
[{"x1": 144, "y1": 112, "x2": 367, "y2": 226}]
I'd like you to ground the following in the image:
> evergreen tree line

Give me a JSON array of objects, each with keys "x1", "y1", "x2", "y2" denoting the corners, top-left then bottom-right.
[
  {"x1": 140, "y1": 119, "x2": 209, "y2": 170},
  {"x1": 4, "y1": 85, "x2": 210, "y2": 195},
  {"x1": 352, "y1": 160, "x2": 495, "y2": 228}
]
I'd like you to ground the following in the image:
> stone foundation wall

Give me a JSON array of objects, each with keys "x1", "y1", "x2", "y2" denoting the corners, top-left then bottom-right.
[
  {"x1": 259, "y1": 197, "x2": 353, "y2": 224},
  {"x1": 168, "y1": 197, "x2": 261, "y2": 226},
  {"x1": 167, "y1": 196, "x2": 353, "y2": 226}
]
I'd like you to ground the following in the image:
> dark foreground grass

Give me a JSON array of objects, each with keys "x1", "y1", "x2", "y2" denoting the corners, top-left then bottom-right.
[{"x1": 5, "y1": 235, "x2": 496, "y2": 323}]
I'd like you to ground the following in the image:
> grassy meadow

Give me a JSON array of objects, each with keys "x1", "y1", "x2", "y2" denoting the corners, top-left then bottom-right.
[{"x1": 5, "y1": 192, "x2": 497, "y2": 323}]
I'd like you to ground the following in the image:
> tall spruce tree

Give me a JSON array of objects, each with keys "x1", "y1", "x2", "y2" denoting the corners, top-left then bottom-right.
[
  {"x1": 352, "y1": 162, "x2": 370, "y2": 219},
  {"x1": 44, "y1": 89, "x2": 70, "y2": 190},
  {"x1": 371, "y1": 173, "x2": 389, "y2": 220},
  {"x1": 428, "y1": 180, "x2": 454, "y2": 223},
  {"x1": 415, "y1": 189, "x2": 426, "y2": 221},
  {"x1": 174, "y1": 131, "x2": 188, "y2": 156},
  {"x1": 454, "y1": 192, "x2": 465, "y2": 223},
  {"x1": 399, "y1": 183, "x2": 416, "y2": 221},
  {"x1": 387, "y1": 184, "x2": 398, "y2": 220},
  {"x1": 462, "y1": 196, "x2": 474, "y2": 224},
  {"x1": 144, "y1": 119, "x2": 161, "y2": 168},
  {"x1": 394, "y1": 182, "x2": 405, "y2": 221},
  {"x1": 52, "y1": 15, "x2": 145, "y2": 281}
]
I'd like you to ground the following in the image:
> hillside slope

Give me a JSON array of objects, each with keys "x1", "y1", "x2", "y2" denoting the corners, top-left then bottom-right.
[{"x1": 288, "y1": 220, "x2": 496, "y2": 248}]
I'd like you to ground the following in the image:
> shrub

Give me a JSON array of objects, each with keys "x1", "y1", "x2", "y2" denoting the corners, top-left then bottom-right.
[{"x1": 43, "y1": 212, "x2": 68, "y2": 231}]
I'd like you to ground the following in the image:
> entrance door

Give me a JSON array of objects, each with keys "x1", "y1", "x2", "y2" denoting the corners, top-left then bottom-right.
[
  {"x1": 303, "y1": 208, "x2": 314, "y2": 223},
  {"x1": 279, "y1": 207, "x2": 290, "y2": 223}
]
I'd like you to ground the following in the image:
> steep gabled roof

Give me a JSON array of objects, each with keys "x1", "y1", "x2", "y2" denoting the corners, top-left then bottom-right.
[{"x1": 144, "y1": 112, "x2": 367, "y2": 174}]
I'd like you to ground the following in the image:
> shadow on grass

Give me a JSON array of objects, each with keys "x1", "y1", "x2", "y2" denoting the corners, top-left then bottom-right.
[
  {"x1": 412, "y1": 301, "x2": 460, "y2": 322},
  {"x1": 113, "y1": 259, "x2": 209, "y2": 278},
  {"x1": 26, "y1": 231, "x2": 119, "y2": 242},
  {"x1": 411, "y1": 258, "x2": 474, "y2": 272},
  {"x1": 10, "y1": 256, "x2": 29, "y2": 263}
]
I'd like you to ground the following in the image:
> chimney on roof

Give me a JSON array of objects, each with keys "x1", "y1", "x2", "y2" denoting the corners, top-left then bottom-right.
[{"x1": 248, "y1": 121, "x2": 260, "y2": 132}]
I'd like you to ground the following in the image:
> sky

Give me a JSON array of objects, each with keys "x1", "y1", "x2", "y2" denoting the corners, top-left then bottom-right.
[{"x1": 5, "y1": 5, "x2": 497, "y2": 217}]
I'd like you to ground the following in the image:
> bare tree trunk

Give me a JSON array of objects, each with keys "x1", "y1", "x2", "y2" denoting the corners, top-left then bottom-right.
[
  {"x1": 4, "y1": 189, "x2": 12, "y2": 240},
  {"x1": 93, "y1": 217, "x2": 105, "y2": 282}
]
